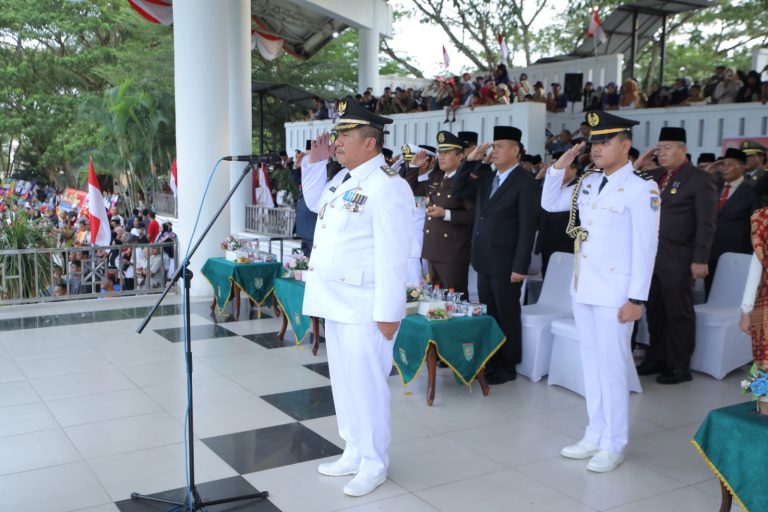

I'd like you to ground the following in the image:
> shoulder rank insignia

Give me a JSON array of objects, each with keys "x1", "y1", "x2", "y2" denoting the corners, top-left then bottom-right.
[
  {"x1": 633, "y1": 169, "x2": 654, "y2": 181},
  {"x1": 381, "y1": 165, "x2": 398, "y2": 177}
]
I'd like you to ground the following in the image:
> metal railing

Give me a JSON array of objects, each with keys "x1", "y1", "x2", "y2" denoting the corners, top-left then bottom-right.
[
  {"x1": 0, "y1": 241, "x2": 178, "y2": 306},
  {"x1": 245, "y1": 205, "x2": 296, "y2": 237},
  {"x1": 151, "y1": 192, "x2": 177, "y2": 217}
]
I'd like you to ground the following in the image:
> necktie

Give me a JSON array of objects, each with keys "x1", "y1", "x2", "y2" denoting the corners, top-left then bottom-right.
[
  {"x1": 598, "y1": 176, "x2": 608, "y2": 193},
  {"x1": 718, "y1": 184, "x2": 731, "y2": 210},
  {"x1": 489, "y1": 174, "x2": 500, "y2": 198},
  {"x1": 341, "y1": 172, "x2": 351, "y2": 184}
]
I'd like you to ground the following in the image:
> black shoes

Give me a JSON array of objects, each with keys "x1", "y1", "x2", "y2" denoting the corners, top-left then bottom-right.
[
  {"x1": 636, "y1": 360, "x2": 666, "y2": 376},
  {"x1": 656, "y1": 369, "x2": 693, "y2": 385},
  {"x1": 485, "y1": 368, "x2": 517, "y2": 385}
]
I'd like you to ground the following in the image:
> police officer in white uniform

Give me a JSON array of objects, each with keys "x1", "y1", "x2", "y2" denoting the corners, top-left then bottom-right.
[
  {"x1": 541, "y1": 111, "x2": 660, "y2": 472},
  {"x1": 301, "y1": 98, "x2": 412, "y2": 496}
]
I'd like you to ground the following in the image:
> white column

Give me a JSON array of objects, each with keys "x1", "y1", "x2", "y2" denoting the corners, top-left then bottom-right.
[
  {"x1": 173, "y1": 0, "x2": 231, "y2": 295},
  {"x1": 753, "y1": 47, "x2": 768, "y2": 77},
  {"x1": 228, "y1": 0, "x2": 252, "y2": 235},
  {"x1": 357, "y1": 27, "x2": 379, "y2": 93}
]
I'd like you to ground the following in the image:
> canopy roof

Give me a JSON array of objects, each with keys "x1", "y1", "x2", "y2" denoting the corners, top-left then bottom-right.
[
  {"x1": 537, "y1": 0, "x2": 713, "y2": 63},
  {"x1": 251, "y1": 0, "x2": 349, "y2": 59},
  {"x1": 251, "y1": 80, "x2": 320, "y2": 108}
]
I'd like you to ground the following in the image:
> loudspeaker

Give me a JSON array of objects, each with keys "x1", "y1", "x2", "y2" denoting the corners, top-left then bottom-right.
[{"x1": 564, "y1": 73, "x2": 583, "y2": 102}]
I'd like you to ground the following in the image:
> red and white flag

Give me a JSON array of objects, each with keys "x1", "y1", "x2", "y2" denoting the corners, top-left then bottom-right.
[
  {"x1": 251, "y1": 30, "x2": 284, "y2": 61},
  {"x1": 587, "y1": 8, "x2": 608, "y2": 44},
  {"x1": 253, "y1": 163, "x2": 275, "y2": 207},
  {"x1": 498, "y1": 34, "x2": 510, "y2": 63},
  {"x1": 170, "y1": 158, "x2": 177, "y2": 197},
  {"x1": 442, "y1": 45, "x2": 450, "y2": 70},
  {"x1": 87, "y1": 159, "x2": 111, "y2": 247},
  {"x1": 127, "y1": 0, "x2": 173, "y2": 26}
]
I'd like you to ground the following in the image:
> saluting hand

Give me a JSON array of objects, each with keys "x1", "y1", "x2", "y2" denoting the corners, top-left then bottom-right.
[
  {"x1": 411, "y1": 150, "x2": 429, "y2": 170},
  {"x1": 634, "y1": 148, "x2": 656, "y2": 170},
  {"x1": 468, "y1": 143, "x2": 492, "y2": 162},
  {"x1": 552, "y1": 141, "x2": 586, "y2": 171},
  {"x1": 309, "y1": 132, "x2": 333, "y2": 164}
]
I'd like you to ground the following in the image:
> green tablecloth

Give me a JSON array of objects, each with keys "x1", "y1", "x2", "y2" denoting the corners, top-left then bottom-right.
[
  {"x1": 393, "y1": 314, "x2": 506, "y2": 387},
  {"x1": 692, "y1": 401, "x2": 768, "y2": 512},
  {"x1": 200, "y1": 258, "x2": 285, "y2": 314},
  {"x1": 274, "y1": 277, "x2": 311, "y2": 344}
]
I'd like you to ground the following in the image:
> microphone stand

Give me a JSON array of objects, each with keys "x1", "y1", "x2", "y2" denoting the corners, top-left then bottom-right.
[{"x1": 132, "y1": 156, "x2": 270, "y2": 511}]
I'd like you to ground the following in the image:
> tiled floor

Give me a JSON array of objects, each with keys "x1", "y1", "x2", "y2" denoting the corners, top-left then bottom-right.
[{"x1": 0, "y1": 294, "x2": 746, "y2": 511}]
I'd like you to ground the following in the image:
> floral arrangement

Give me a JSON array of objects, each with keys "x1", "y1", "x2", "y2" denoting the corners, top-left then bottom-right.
[
  {"x1": 740, "y1": 363, "x2": 768, "y2": 401},
  {"x1": 220, "y1": 236, "x2": 243, "y2": 251},
  {"x1": 285, "y1": 255, "x2": 309, "y2": 271},
  {"x1": 406, "y1": 287, "x2": 421, "y2": 303}
]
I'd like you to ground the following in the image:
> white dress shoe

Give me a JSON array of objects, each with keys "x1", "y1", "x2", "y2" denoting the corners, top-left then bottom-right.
[
  {"x1": 586, "y1": 450, "x2": 625, "y2": 473},
  {"x1": 317, "y1": 457, "x2": 359, "y2": 477},
  {"x1": 560, "y1": 439, "x2": 600, "y2": 459},
  {"x1": 343, "y1": 472, "x2": 387, "y2": 497}
]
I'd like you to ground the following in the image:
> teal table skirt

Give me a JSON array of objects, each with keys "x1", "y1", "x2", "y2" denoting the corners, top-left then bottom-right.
[
  {"x1": 200, "y1": 258, "x2": 285, "y2": 314},
  {"x1": 274, "y1": 277, "x2": 311, "y2": 344},
  {"x1": 393, "y1": 314, "x2": 506, "y2": 387},
  {"x1": 692, "y1": 401, "x2": 768, "y2": 512}
]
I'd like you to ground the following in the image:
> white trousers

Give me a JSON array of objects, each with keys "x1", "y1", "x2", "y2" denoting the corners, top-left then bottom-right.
[
  {"x1": 572, "y1": 301, "x2": 633, "y2": 454},
  {"x1": 325, "y1": 320, "x2": 394, "y2": 478}
]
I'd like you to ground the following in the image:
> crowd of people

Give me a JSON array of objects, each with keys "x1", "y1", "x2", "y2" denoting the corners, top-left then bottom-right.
[
  {"x1": 0, "y1": 188, "x2": 177, "y2": 299},
  {"x1": 303, "y1": 63, "x2": 768, "y2": 123},
  {"x1": 293, "y1": 98, "x2": 768, "y2": 488}
]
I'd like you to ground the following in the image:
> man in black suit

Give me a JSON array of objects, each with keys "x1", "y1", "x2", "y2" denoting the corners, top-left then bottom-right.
[
  {"x1": 452, "y1": 126, "x2": 540, "y2": 384},
  {"x1": 706, "y1": 148, "x2": 757, "y2": 296},
  {"x1": 634, "y1": 127, "x2": 718, "y2": 384}
]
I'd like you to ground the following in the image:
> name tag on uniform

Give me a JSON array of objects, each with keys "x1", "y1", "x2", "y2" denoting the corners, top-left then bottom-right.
[{"x1": 342, "y1": 190, "x2": 367, "y2": 213}]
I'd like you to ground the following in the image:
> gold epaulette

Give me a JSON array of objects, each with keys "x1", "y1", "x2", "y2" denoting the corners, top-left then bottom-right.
[
  {"x1": 633, "y1": 169, "x2": 654, "y2": 181},
  {"x1": 381, "y1": 165, "x2": 398, "y2": 177}
]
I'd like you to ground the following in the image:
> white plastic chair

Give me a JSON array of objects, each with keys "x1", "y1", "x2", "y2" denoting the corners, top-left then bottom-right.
[
  {"x1": 690, "y1": 252, "x2": 753, "y2": 379},
  {"x1": 547, "y1": 318, "x2": 643, "y2": 397},
  {"x1": 517, "y1": 252, "x2": 574, "y2": 382}
]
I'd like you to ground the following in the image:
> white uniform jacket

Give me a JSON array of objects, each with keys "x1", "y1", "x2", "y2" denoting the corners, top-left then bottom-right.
[
  {"x1": 301, "y1": 153, "x2": 413, "y2": 324},
  {"x1": 540, "y1": 161, "x2": 660, "y2": 307}
]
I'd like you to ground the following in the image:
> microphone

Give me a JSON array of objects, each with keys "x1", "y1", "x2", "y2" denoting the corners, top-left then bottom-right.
[{"x1": 223, "y1": 155, "x2": 255, "y2": 162}]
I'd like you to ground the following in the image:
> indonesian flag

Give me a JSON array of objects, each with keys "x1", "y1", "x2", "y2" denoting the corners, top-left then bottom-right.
[
  {"x1": 87, "y1": 159, "x2": 112, "y2": 247},
  {"x1": 251, "y1": 30, "x2": 284, "y2": 61},
  {"x1": 127, "y1": 0, "x2": 173, "y2": 26},
  {"x1": 253, "y1": 163, "x2": 275, "y2": 207},
  {"x1": 498, "y1": 34, "x2": 510, "y2": 63},
  {"x1": 170, "y1": 158, "x2": 177, "y2": 197},
  {"x1": 442, "y1": 45, "x2": 450, "y2": 70},
  {"x1": 587, "y1": 8, "x2": 608, "y2": 44}
]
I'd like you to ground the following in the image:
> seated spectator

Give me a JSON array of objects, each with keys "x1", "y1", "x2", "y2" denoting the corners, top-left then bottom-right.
[
  {"x1": 361, "y1": 90, "x2": 377, "y2": 112},
  {"x1": 100, "y1": 274, "x2": 121, "y2": 298},
  {"x1": 496, "y1": 83, "x2": 511, "y2": 104},
  {"x1": 619, "y1": 79, "x2": 642, "y2": 109},
  {"x1": 494, "y1": 64, "x2": 511, "y2": 86},
  {"x1": 737, "y1": 71, "x2": 762, "y2": 103},
  {"x1": 712, "y1": 67, "x2": 742, "y2": 104},
  {"x1": 582, "y1": 81, "x2": 601, "y2": 111},
  {"x1": 601, "y1": 82, "x2": 620, "y2": 110},
  {"x1": 515, "y1": 73, "x2": 533, "y2": 102},
  {"x1": 393, "y1": 88, "x2": 417, "y2": 113},
  {"x1": 460, "y1": 72, "x2": 475, "y2": 104},
  {"x1": 546, "y1": 83, "x2": 567, "y2": 112},
  {"x1": 376, "y1": 87, "x2": 395, "y2": 116},
  {"x1": 477, "y1": 79, "x2": 498, "y2": 106},
  {"x1": 668, "y1": 78, "x2": 690, "y2": 106},
  {"x1": 312, "y1": 97, "x2": 329, "y2": 120},
  {"x1": 681, "y1": 84, "x2": 708, "y2": 106},
  {"x1": 703, "y1": 66, "x2": 726, "y2": 100},
  {"x1": 531, "y1": 81, "x2": 546, "y2": 103},
  {"x1": 546, "y1": 129, "x2": 573, "y2": 155}
]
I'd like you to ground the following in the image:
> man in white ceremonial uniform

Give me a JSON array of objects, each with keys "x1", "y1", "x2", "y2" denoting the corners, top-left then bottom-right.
[
  {"x1": 301, "y1": 97, "x2": 412, "y2": 496},
  {"x1": 541, "y1": 111, "x2": 660, "y2": 472}
]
